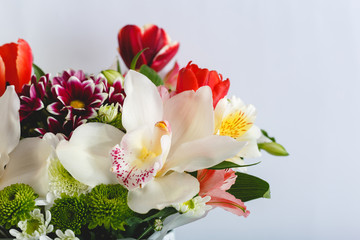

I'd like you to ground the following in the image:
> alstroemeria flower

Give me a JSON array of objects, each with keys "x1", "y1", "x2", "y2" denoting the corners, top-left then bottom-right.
[
  {"x1": 176, "y1": 62, "x2": 230, "y2": 107},
  {"x1": 0, "y1": 86, "x2": 20, "y2": 178},
  {"x1": 214, "y1": 96, "x2": 261, "y2": 162},
  {"x1": 56, "y1": 71, "x2": 245, "y2": 214},
  {"x1": 118, "y1": 24, "x2": 179, "y2": 71},
  {"x1": 197, "y1": 169, "x2": 250, "y2": 217},
  {"x1": 0, "y1": 39, "x2": 33, "y2": 96}
]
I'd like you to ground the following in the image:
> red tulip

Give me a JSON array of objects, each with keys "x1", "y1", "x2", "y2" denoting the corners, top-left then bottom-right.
[
  {"x1": 176, "y1": 62, "x2": 230, "y2": 107},
  {"x1": 0, "y1": 39, "x2": 33, "y2": 96},
  {"x1": 118, "y1": 24, "x2": 179, "y2": 72}
]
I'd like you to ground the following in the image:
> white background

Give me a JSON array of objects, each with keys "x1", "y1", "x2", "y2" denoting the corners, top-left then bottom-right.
[{"x1": 1, "y1": 0, "x2": 360, "y2": 239}]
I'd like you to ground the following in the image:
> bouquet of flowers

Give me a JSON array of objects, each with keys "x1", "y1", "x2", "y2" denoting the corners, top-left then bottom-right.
[{"x1": 0, "y1": 24, "x2": 288, "y2": 240}]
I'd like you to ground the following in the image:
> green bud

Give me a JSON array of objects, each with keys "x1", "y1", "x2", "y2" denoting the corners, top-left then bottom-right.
[
  {"x1": 258, "y1": 142, "x2": 289, "y2": 156},
  {"x1": 98, "y1": 103, "x2": 119, "y2": 123},
  {"x1": 101, "y1": 69, "x2": 124, "y2": 85}
]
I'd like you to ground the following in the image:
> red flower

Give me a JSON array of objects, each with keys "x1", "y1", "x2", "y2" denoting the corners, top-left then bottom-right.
[
  {"x1": 118, "y1": 24, "x2": 179, "y2": 72},
  {"x1": 176, "y1": 62, "x2": 230, "y2": 107},
  {"x1": 0, "y1": 39, "x2": 33, "y2": 96},
  {"x1": 197, "y1": 169, "x2": 250, "y2": 217}
]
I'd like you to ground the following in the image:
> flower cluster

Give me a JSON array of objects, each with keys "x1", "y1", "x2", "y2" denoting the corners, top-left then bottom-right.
[{"x1": 0, "y1": 24, "x2": 288, "y2": 240}]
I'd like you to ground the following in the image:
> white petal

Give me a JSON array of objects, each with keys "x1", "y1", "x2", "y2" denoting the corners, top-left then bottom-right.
[
  {"x1": 163, "y1": 135, "x2": 246, "y2": 173},
  {"x1": 0, "y1": 137, "x2": 52, "y2": 197},
  {"x1": 122, "y1": 70, "x2": 163, "y2": 131},
  {"x1": 164, "y1": 86, "x2": 214, "y2": 151},
  {"x1": 0, "y1": 86, "x2": 20, "y2": 176},
  {"x1": 56, "y1": 123, "x2": 124, "y2": 187},
  {"x1": 127, "y1": 172, "x2": 199, "y2": 214}
]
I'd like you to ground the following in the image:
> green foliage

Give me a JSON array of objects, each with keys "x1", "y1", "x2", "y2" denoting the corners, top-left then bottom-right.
[
  {"x1": 130, "y1": 48, "x2": 149, "y2": 70},
  {"x1": 138, "y1": 65, "x2": 164, "y2": 86},
  {"x1": 209, "y1": 160, "x2": 261, "y2": 170},
  {"x1": 50, "y1": 194, "x2": 88, "y2": 234},
  {"x1": 0, "y1": 184, "x2": 38, "y2": 229},
  {"x1": 259, "y1": 129, "x2": 289, "y2": 156},
  {"x1": 227, "y1": 172, "x2": 270, "y2": 202},
  {"x1": 32, "y1": 63, "x2": 45, "y2": 81},
  {"x1": 85, "y1": 184, "x2": 135, "y2": 231}
]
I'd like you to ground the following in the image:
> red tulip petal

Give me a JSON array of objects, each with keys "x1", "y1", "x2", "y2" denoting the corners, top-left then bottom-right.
[
  {"x1": 142, "y1": 24, "x2": 163, "y2": 64},
  {"x1": 0, "y1": 42, "x2": 18, "y2": 90},
  {"x1": 118, "y1": 25, "x2": 146, "y2": 69},
  {"x1": 176, "y1": 67, "x2": 199, "y2": 92},
  {"x1": 16, "y1": 39, "x2": 33, "y2": 93},
  {"x1": 151, "y1": 41, "x2": 179, "y2": 72},
  {"x1": 212, "y1": 78, "x2": 230, "y2": 107},
  {"x1": 0, "y1": 56, "x2": 5, "y2": 96},
  {"x1": 194, "y1": 68, "x2": 210, "y2": 87},
  {"x1": 207, "y1": 71, "x2": 221, "y2": 89}
]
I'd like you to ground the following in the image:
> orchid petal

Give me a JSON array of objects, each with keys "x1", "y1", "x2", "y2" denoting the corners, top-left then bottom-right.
[
  {"x1": 56, "y1": 123, "x2": 124, "y2": 187},
  {"x1": 164, "y1": 86, "x2": 214, "y2": 150},
  {"x1": 127, "y1": 172, "x2": 199, "y2": 214},
  {"x1": 0, "y1": 86, "x2": 20, "y2": 177},
  {"x1": 122, "y1": 70, "x2": 163, "y2": 131},
  {"x1": 0, "y1": 137, "x2": 52, "y2": 197},
  {"x1": 163, "y1": 135, "x2": 245, "y2": 173}
]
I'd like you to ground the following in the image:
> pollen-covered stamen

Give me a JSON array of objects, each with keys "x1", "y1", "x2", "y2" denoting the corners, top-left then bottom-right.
[
  {"x1": 70, "y1": 100, "x2": 85, "y2": 109},
  {"x1": 218, "y1": 111, "x2": 253, "y2": 138}
]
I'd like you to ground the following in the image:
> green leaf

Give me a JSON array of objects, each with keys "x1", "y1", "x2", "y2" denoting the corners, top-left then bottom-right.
[
  {"x1": 32, "y1": 63, "x2": 45, "y2": 80},
  {"x1": 209, "y1": 160, "x2": 261, "y2": 170},
  {"x1": 261, "y1": 129, "x2": 276, "y2": 142},
  {"x1": 139, "y1": 65, "x2": 164, "y2": 86},
  {"x1": 142, "y1": 207, "x2": 177, "y2": 222},
  {"x1": 227, "y1": 172, "x2": 270, "y2": 202},
  {"x1": 116, "y1": 58, "x2": 122, "y2": 74},
  {"x1": 130, "y1": 48, "x2": 149, "y2": 70},
  {"x1": 258, "y1": 142, "x2": 289, "y2": 156}
]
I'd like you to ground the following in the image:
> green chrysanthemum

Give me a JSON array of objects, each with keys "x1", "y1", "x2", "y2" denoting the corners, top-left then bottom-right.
[
  {"x1": 0, "y1": 183, "x2": 38, "y2": 229},
  {"x1": 86, "y1": 184, "x2": 135, "y2": 231},
  {"x1": 50, "y1": 194, "x2": 88, "y2": 235},
  {"x1": 48, "y1": 158, "x2": 90, "y2": 197}
]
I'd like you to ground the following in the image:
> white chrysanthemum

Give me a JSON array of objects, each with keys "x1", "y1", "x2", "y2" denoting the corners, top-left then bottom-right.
[
  {"x1": 9, "y1": 209, "x2": 53, "y2": 240},
  {"x1": 173, "y1": 196, "x2": 212, "y2": 218},
  {"x1": 98, "y1": 103, "x2": 120, "y2": 123},
  {"x1": 55, "y1": 229, "x2": 79, "y2": 240},
  {"x1": 214, "y1": 96, "x2": 262, "y2": 162}
]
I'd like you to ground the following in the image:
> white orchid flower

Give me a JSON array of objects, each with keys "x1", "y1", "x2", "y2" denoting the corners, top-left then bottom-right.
[
  {"x1": 214, "y1": 96, "x2": 262, "y2": 163},
  {"x1": 0, "y1": 86, "x2": 20, "y2": 178},
  {"x1": 56, "y1": 70, "x2": 245, "y2": 214}
]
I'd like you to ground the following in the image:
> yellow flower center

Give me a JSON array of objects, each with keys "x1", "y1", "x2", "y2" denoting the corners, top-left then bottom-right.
[
  {"x1": 218, "y1": 111, "x2": 253, "y2": 138},
  {"x1": 70, "y1": 100, "x2": 85, "y2": 109},
  {"x1": 137, "y1": 147, "x2": 157, "y2": 162}
]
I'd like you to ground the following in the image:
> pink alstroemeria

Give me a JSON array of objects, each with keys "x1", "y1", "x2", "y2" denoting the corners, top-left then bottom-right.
[
  {"x1": 47, "y1": 70, "x2": 108, "y2": 121},
  {"x1": 164, "y1": 62, "x2": 180, "y2": 91},
  {"x1": 197, "y1": 169, "x2": 250, "y2": 217},
  {"x1": 118, "y1": 24, "x2": 179, "y2": 71}
]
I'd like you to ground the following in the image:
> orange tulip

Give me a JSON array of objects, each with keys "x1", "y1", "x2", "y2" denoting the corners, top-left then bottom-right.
[{"x1": 0, "y1": 39, "x2": 33, "y2": 96}]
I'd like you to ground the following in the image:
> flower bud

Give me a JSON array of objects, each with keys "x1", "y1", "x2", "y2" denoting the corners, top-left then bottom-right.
[
  {"x1": 98, "y1": 103, "x2": 119, "y2": 123},
  {"x1": 101, "y1": 69, "x2": 124, "y2": 85},
  {"x1": 258, "y1": 142, "x2": 289, "y2": 156}
]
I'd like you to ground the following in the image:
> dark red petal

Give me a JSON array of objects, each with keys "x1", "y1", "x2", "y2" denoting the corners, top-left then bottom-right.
[
  {"x1": 150, "y1": 42, "x2": 179, "y2": 72},
  {"x1": 118, "y1": 25, "x2": 146, "y2": 69},
  {"x1": 15, "y1": 39, "x2": 33, "y2": 93},
  {"x1": 0, "y1": 56, "x2": 5, "y2": 96},
  {"x1": 176, "y1": 68, "x2": 199, "y2": 93},
  {"x1": 142, "y1": 24, "x2": 163, "y2": 64},
  {"x1": 212, "y1": 78, "x2": 230, "y2": 107}
]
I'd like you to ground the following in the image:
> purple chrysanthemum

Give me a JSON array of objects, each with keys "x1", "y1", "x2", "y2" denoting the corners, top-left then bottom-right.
[
  {"x1": 19, "y1": 74, "x2": 51, "y2": 121},
  {"x1": 35, "y1": 116, "x2": 86, "y2": 139},
  {"x1": 107, "y1": 78, "x2": 125, "y2": 106},
  {"x1": 47, "y1": 70, "x2": 108, "y2": 121}
]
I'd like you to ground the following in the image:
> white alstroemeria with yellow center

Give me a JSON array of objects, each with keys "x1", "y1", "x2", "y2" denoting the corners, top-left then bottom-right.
[
  {"x1": 56, "y1": 70, "x2": 245, "y2": 214},
  {"x1": 214, "y1": 96, "x2": 262, "y2": 163}
]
